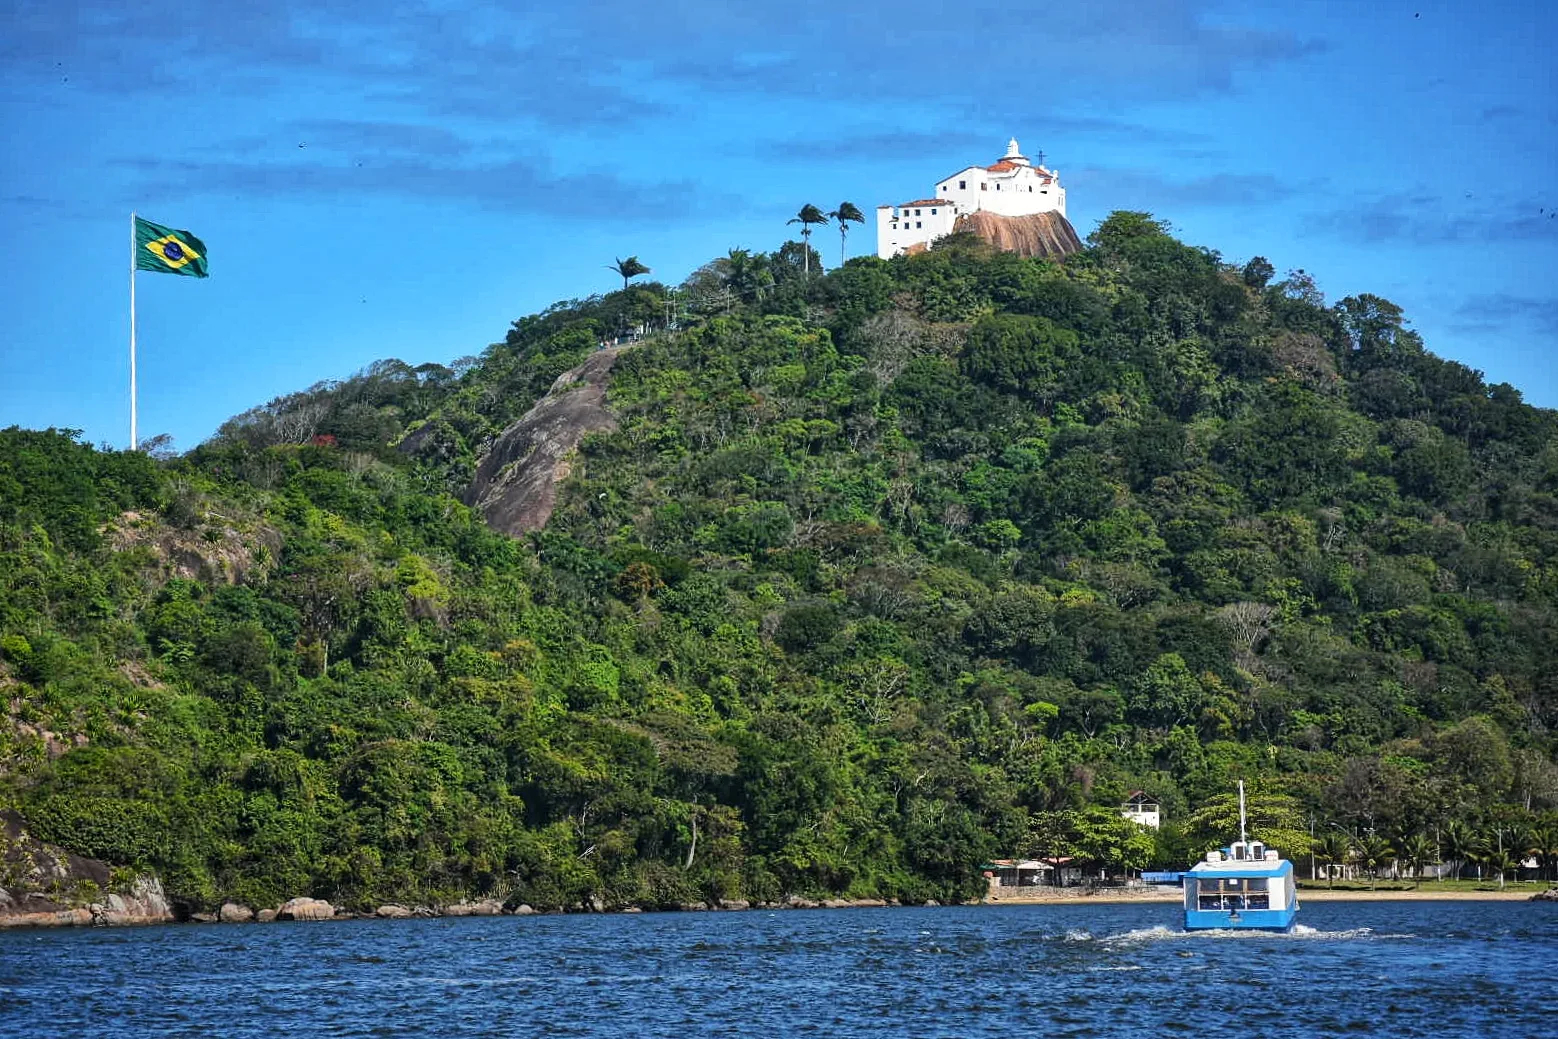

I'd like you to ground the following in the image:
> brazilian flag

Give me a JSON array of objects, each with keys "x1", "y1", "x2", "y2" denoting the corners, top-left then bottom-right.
[{"x1": 134, "y1": 216, "x2": 208, "y2": 277}]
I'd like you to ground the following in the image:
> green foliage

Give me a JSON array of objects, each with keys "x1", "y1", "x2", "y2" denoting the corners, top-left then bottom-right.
[{"x1": 3, "y1": 212, "x2": 1555, "y2": 912}]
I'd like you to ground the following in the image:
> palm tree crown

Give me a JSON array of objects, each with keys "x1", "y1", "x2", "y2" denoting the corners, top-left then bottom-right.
[
  {"x1": 608, "y1": 256, "x2": 651, "y2": 292},
  {"x1": 827, "y1": 202, "x2": 866, "y2": 266},
  {"x1": 786, "y1": 205, "x2": 829, "y2": 275}
]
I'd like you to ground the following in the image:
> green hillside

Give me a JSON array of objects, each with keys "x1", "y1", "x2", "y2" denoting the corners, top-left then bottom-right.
[{"x1": 3, "y1": 213, "x2": 1555, "y2": 911}]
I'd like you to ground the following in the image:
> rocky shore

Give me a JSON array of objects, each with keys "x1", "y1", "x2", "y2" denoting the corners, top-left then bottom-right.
[
  {"x1": 157, "y1": 893, "x2": 930, "y2": 928},
  {"x1": 2, "y1": 813, "x2": 943, "y2": 931},
  {"x1": 0, "y1": 811, "x2": 174, "y2": 929}
]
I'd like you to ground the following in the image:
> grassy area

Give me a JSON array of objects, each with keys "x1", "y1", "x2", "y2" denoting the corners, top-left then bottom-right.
[{"x1": 1296, "y1": 877, "x2": 1551, "y2": 893}]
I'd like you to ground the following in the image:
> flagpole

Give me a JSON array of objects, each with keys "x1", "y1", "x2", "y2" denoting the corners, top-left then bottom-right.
[{"x1": 129, "y1": 210, "x2": 138, "y2": 450}]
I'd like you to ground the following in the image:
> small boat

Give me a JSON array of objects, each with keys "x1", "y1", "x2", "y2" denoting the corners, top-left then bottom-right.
[{"x1": 1182, "y1": 782, "x2": 1299, "y2": 932}]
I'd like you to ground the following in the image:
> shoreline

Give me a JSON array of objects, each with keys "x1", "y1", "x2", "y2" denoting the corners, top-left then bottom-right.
[
  {"x1": 982, "y1": 885, "x2": 1546, "y2": 906},
  {"x1": 4, "y1": 886, "x2": 1551, "y2": 932}
]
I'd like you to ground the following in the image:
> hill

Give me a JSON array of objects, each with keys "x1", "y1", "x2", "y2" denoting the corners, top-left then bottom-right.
[{"x1": 2, "y1": 212, "x2": 1556, "y2": 914}]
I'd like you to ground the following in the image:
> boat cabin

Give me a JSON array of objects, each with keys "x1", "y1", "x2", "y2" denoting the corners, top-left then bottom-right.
[{"x1": 1182, "y1": 840, "x2": 1298, "y2": 930}]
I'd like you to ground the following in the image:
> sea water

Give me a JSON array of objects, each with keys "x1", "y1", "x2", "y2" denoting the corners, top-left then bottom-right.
[{"x1": 2, "y1": 901, "x2": 1554, "y2": 1037}]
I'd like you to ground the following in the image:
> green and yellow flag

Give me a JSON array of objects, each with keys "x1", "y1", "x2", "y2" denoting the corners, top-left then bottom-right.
[{"x1": 134, "y1": 216, "x2": 208, "y2": 277}]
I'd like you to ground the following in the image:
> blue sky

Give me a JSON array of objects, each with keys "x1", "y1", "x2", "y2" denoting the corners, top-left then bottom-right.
[{"x1": 1, "y1": 0, "x2": 1554, "y2": 451}]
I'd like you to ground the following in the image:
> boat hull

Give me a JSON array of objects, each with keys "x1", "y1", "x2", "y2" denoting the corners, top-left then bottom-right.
[{"x1": 1183, "y1": 906, "x2": 1298, "y2": 932}]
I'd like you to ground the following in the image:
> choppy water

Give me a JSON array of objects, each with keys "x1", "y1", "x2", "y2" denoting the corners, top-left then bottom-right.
[{"x1": 2, "y1": 901, "x2": 1555, "y2": 1037}]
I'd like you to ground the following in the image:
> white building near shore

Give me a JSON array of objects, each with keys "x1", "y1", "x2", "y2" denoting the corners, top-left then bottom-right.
[{"x1": 876, "y1": 138, "x2": 1067, "y2": 258}]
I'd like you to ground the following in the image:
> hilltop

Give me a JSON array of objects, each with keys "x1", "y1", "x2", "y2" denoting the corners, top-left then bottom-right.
[{"x1": 2, "y1": 212, "x2": 1556, "y2": 916}]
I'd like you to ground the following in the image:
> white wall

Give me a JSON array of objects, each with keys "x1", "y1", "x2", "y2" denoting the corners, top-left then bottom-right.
[{"x1": 875, "y1": 200, "x2": 959, "y2": 259}]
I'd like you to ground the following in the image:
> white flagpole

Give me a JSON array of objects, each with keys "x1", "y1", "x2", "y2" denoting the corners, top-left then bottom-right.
[{"x1": 129, "y1": 210, "x2": 138, "y2": 450}]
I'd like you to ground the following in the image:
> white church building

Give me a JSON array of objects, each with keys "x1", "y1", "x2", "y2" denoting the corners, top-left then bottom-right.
[{"x1": 876, "y1": 138, "x2": 1067, "y2": 259}]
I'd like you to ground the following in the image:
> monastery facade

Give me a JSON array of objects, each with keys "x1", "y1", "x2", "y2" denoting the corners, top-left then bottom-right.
[{"x1": 876, "y1": 138, "x2": 1067, "y2": 259}]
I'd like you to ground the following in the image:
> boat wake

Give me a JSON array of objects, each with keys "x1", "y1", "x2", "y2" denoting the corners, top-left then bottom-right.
[{"x1": 1102, "y1": 924, "x2": 1412, "y2": 944}]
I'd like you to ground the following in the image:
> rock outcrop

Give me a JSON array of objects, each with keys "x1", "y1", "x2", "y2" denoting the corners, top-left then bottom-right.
[
  {"x1": 464, "y1": 347, "x2": 627, "y2": 536},
  {"x1": 0, "y1": 810, "x2": 174, "y2": 929},
  {"x1": 219, "y1": 902, "x2": 255, "y2": 923},
  {"x1": 275, "y1": 897, "x2": 335, "y2": 922},
  {"x1": 951, "y1": 210, "x2": 1083, "y2": 259},
  {"x1": 1532, "y1": 887, "x2": 1558, "y2": 902}
]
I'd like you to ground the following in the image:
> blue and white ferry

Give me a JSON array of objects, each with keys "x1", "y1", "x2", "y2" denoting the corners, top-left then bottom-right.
[{"x1": 1182, "y1": 783, "x2": 1299, "y2": 932}]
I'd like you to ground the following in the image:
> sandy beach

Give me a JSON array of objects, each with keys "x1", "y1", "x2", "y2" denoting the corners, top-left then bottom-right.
[{"x1": 982, "y1": 886, "x2": 1548, "y2": 906}]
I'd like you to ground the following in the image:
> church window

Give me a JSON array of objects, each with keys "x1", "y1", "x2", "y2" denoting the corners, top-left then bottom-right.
[
  {"x1": 980, "y1": 183, "x2": 987, "y2": 190},
  {"x1": 916, "y1": 221, "x2": 922, "y2": 228},
  {"x1": 959, "y1": 180, "x2": 966, "y2": 189}
]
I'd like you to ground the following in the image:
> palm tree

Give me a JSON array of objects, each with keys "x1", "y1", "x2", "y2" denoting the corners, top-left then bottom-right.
[
  {"x1": 1536, "y1": 823, "x2": 1558, "y2": 883},
  {"x1": 787, "y1": 205, "x2": 829, "y2": 276},
  {"x1": 1317, "y1": 830, "x2": 1352, "y2": 888},
  {"x1": 1442, "y1": 821, "x2": 1475, "y2": 881},
  {"x1": 1354, "y1": 832, "x2": 1395, "y2": 891},
  {"x1": 608, "y1": 256, "x2": 651, "y2": 292},
  {"x1": 719, "y1": 249, "x2": 773, "y2": 303},
  {"x1": 827, "y1": 202, "x2": 865, "y2": 267},
  {"x1": 1398, "y1": 832, "x2": 1435, "y2": 888},
  {"x1": 1464, "y1": 834, "x2": 1493, "y2": 882},
  {"x1": 1502, "y1": 822, "x2": 1537, "y2": 881},
  {"x1": 1484, "y1": 846, "x2": 1518, "y2": 890}
]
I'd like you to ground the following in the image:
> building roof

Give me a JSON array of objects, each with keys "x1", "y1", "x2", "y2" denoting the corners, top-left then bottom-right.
[{"x1": 899, "y1": 199, "x2": 948, "y2": 207}]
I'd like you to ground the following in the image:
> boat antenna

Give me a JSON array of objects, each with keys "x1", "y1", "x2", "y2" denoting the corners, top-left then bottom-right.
[{"x1": 1238, "y1": 780, "x2": 1248, "y2": 847}]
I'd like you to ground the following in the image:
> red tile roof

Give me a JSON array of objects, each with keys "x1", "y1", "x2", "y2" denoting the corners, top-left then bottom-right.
[{"x1": 900, "y1": 199, "x2": 948, "y2": 207}]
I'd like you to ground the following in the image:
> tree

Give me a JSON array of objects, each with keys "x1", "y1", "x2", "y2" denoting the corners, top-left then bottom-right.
[
  {"x1": 608, "y1": 256, "x2": 651, "y2": 293},
  {"x1": 1483, "y1": 843, "x2": 1518, "y2": 890},
  {"x1": 1184, "y1": 788, "x2": 1313, "y2": 861},
  {"x1": 1397, "y1": 831, "x2": 1435, "y2": 888},
  {"x1": 1353, "y1": 832, "x2": 1394, "y2": 890},
  {"x1": 1534, "y1": 823, "x2": 1558, "y2": 883},
  {"x1": 1241, "y1": 256, "x2": 1275, "y2": 289},
  {"x1": 718, "y1": 248, "x2": 774, "y2": 303},
  {"x1": 787, "y1": 205, "x2": 829, "y2": 276},
  {"x1": 1441, "y1": 821, "x2": 1476, "y2": 881},
  {"x1": 1316, "y1": 830, "x2": 1352, "y2": 888},
  {"x1": 827, "y1": 202, "x2": 865, "y2": 267}
]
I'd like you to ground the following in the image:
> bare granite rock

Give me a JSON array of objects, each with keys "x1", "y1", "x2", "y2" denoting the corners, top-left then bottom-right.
[
  {"x1": 376, "y1": 904, "x2": 413, "y2": 919},
  {"x1": 256, "y1": 909, "x2": 278, "y2": 923},
  {"x1": 0, "y1": 811, "x2": 173, "y2": 929},
  {"x1": 464, "y1": 347, "x2": 627, "y2": 537},
  {"x1": 219, "y1": 903, "x2": 255, "y2": 924},
  {"x1": 276, "y1": 897, "x2": 335, "y2": 922},
  {"x1": 949, "y1": 210, "x2": 1083, "y2": 259}
]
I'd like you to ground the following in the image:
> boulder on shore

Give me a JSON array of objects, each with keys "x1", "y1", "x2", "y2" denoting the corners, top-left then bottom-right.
[
  {"x1": 256, "y1": 909, "x2": 278, "y2": 923},
  {"x1": 376, "y1": 904, "x2": 413, "y2": 919},
  {"x1": 219, "y1": 903, "x2": 255, "y2": 924},
  {"x1": 510, "y1": 904, "x2": 535, "y2": 916},
  {"x1": 276, "y1": 897, "x2": 335, "y2": 922},
  {"x1": 1531, "y1": 887, "x2": 1558, "y2": 902}
]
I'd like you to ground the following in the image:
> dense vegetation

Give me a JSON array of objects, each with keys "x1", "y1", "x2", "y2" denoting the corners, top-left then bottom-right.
[{"x1": 3, "y1": 213, "x2": 1557, "y2": 911}]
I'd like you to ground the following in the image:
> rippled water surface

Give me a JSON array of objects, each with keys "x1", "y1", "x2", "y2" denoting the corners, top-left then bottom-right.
[{"x1": 3, "y1": 901, "x2": 1555, "y2": 1037}]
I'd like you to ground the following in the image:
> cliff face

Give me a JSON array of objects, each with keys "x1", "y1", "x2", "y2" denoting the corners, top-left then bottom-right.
[
  {"x1": 0, "y1": 811, "x2": 172, "y2": 928},
  {"x1": 463, "y1": 346, "x2": 626, "y2": 537},
  {"x1": 952, "y1": 210, "x2": 1083, "y2": 259}
]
